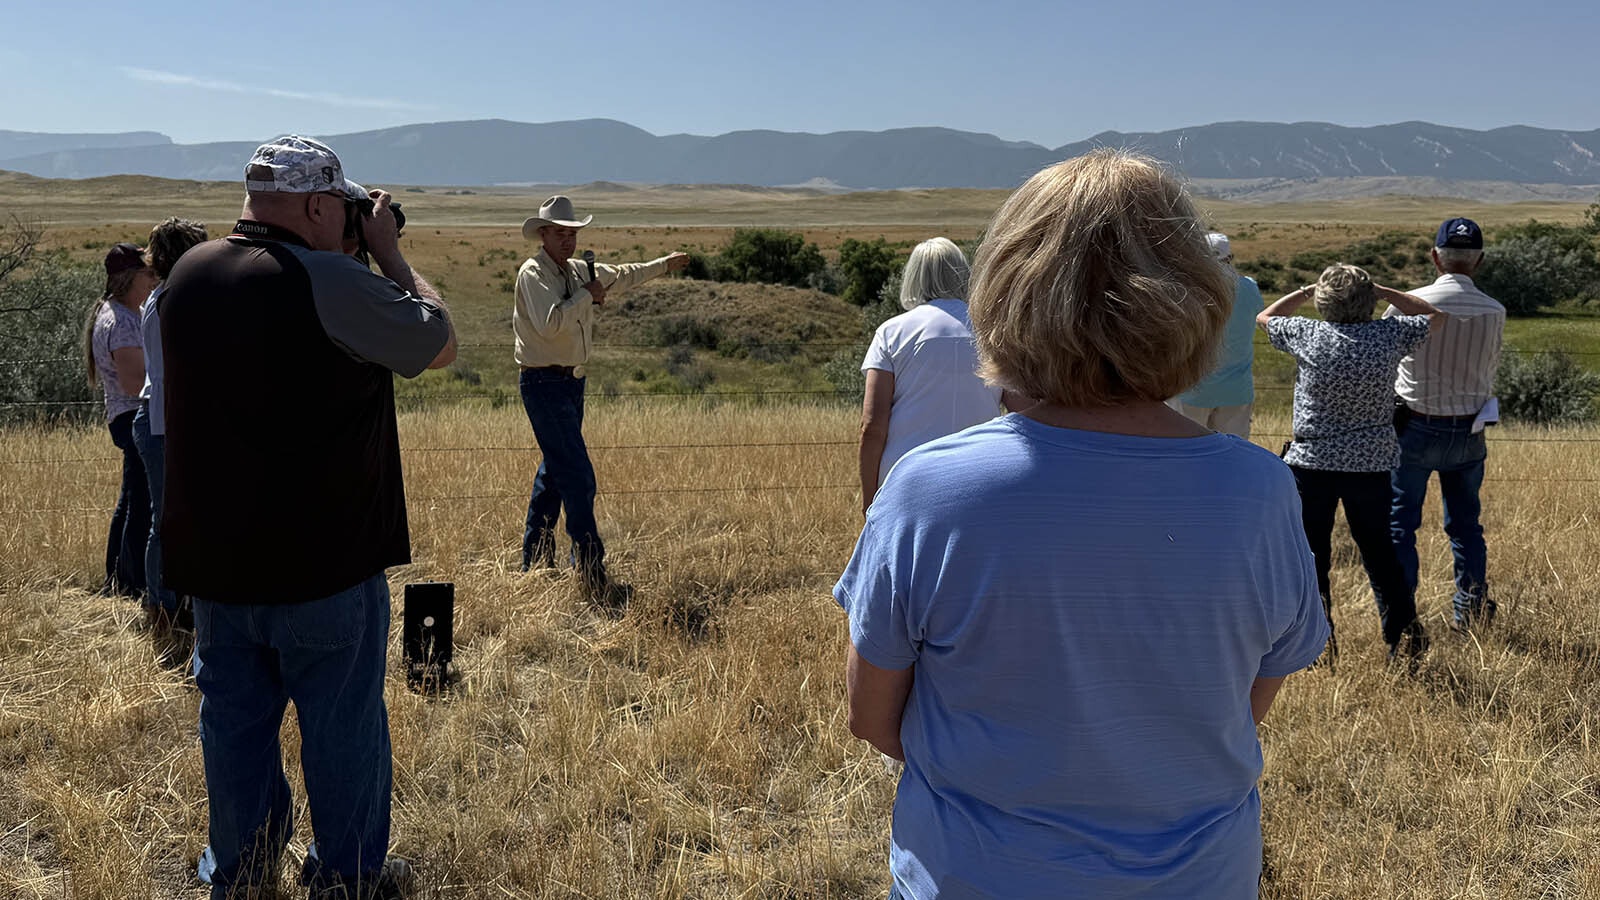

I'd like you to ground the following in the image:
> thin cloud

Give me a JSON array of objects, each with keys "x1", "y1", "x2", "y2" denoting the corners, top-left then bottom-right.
[{"x1": 121, "y1": 67, "x2": 429, "y2": 113}]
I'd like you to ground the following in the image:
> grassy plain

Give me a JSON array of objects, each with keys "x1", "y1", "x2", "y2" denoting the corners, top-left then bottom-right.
[
  {"x1": 3, "y1": 406, "x2": 1600, "y2": 899},
  {"x1": 3, "y1": 176, "x2": 1600, "y2": 898},
  {"x1": 5, "y1": 171, "x2": 1596, "y2": 402}
]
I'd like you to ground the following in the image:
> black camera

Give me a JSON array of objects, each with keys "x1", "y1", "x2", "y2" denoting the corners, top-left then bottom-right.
[{"x1": 344, "y1": 196, "x2": 406, "y2": 266}]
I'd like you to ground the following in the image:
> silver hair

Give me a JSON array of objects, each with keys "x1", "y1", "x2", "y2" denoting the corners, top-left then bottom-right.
[
  {"x1": 899, "y1": 237, "x2": 970, "y2": 310},
  {"x1": 1313, "y1": 263, "x2": 1377, "y2": 324},
  {"x1": 1435, "y1": 246, "x2": 1484, "y2": 271}
]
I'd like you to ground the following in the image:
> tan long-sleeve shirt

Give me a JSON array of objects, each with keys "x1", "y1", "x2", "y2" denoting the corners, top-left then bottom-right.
[{"x1": 512, "y1": 247, "x2": 672, "y2": 367}]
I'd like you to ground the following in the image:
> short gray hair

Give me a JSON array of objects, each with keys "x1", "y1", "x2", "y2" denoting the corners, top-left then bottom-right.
[
  {"x1": 899, "y1": 237, "x2": 970, "y2": 310},
  {"x1": 1435, "y1": 246, "x2": 1484, "y2": 271},
  {"x1": 1313, "y1": 263, "x2": 1377, "y2": 323}
]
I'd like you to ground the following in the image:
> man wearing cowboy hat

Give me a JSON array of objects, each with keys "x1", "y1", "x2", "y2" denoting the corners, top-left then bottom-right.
[{"x1": 513, "y1": 194, "x2": 689, "y2": 598}]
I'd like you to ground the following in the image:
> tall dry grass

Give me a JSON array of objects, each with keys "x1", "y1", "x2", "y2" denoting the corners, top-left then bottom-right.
[{"x1": 2, "y1": 403, "x2": 1598, "y2": 898}]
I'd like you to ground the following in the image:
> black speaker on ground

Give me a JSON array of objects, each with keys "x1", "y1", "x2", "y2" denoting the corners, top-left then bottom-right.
[{"x1": 403, "y1": 581, "x2": 456, "y2": 693}]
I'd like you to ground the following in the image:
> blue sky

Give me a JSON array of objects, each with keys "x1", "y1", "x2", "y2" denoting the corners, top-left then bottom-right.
[{"x1": 3, "y1": 0, "x2": 1594, "y2": 147}]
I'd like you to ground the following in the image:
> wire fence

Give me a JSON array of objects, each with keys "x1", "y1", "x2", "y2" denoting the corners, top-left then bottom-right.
[
  {"x1": 5, "y1": 345, "x2": 1600, "y2": 369},
  {"x1": 5, "y1": 420, "x2": 1599, "y2": 517}
]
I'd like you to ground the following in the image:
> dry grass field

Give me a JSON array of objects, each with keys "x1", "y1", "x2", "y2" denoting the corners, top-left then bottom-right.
[
  {"x1": 3, "y1": 402, "x2": 1600, "y2": 899},
  {"x1": 4, "y1": 172, "x2": 1600, "y2": 897}
]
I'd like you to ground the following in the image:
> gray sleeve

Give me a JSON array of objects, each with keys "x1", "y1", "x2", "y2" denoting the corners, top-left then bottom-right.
[{"x1": 298, "y1": 248, "x2": 450, "y2": 378}]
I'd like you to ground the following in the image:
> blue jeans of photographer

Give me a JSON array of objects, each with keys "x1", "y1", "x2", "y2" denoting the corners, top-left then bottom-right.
[
  {"x1": 519, "y1": 367, "x2": 605, "y2": 577},
  {"x1": 193, "y1": 573, "x2": 392, "y2": 898},
  {"x1": 1390, "y1": 417, "x2": 1491, "y2": 626},
  {"x1": 131, "y1": 404, "x2": 179, "y2": 613}
]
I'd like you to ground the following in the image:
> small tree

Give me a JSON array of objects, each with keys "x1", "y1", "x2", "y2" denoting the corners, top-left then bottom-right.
[
  {"x1": 716, "y1": 228, "x2": 825, "y2": 288},
  {"x1": 838, "y1": 237, "x2": 899, "y2": 307}
]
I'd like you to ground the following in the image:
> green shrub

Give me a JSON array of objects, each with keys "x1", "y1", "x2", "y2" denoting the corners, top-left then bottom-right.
[
  {"x1": 654, "y1": 315, "x2": 724, "y2": 350},
  {"x1": 1476, "y1": 224, "x2": 1600, "y2": 315},
  {"x1": 838, "y1": 237, "x2": 899, "y2": 306},
  {"x1": 715, "y1": 229, "x2": 826, "y2": 288},
  {"x1": 1495, "y1": 350, "x2": 1600, "y2": 425},
  {"x1": 0, "y1": 221, "x2": 101, "y2": 426}
]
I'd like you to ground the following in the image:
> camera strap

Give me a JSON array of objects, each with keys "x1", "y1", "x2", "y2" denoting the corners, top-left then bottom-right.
[{"x1": 231, "y1": 219, "x2": 310, "y2": 249}]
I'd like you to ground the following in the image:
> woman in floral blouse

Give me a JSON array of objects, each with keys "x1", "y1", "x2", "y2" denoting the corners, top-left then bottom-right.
[{"x1": 1259, "y1": 263, "x2": 1444, "y2": 664}]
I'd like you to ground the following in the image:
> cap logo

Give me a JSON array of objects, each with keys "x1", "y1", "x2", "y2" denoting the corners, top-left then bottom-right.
[
  {"x1": 322, "y1": 166, "x2": 336, "y2": 185},
  {"x1": 1455, "y1": 223, "x2": 1470, "y2": 235}
]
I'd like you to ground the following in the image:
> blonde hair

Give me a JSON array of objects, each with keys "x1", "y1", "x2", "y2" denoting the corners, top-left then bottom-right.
[
  {"x1": 899, "y1": 237, "x2": 970, "y2": 310},
  {"x1": 968, "y1": 150, "x2": 1232, "y2": 407},
  {"x1": 1313, "y1": 263, "x2": 1376, "y2": 323}
]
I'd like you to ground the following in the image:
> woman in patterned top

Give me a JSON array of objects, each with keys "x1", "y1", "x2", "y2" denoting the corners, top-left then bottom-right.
[
  {"x1": 83, "y1": 243, "x2": 159, "y2": 599},
  {"x1": 1258, "y1": 263, "x2": 1444, "y2": 663}
]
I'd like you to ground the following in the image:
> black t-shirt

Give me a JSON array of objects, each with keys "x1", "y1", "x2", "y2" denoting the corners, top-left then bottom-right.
[{"x1": 159, "y1": 222, "x2": 449, "y2": 604}]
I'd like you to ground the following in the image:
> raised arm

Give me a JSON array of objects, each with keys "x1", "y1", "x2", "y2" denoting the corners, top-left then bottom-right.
[
  {"x1": 1257, "y1": 285, "x2": 1313, "y2": 330},
  {"x1": 362, "y1": 190, "x2": 456, "y2": 368},
  {"x1": 1377, "y1": 285, "x2": 1447, "y2": 333}
]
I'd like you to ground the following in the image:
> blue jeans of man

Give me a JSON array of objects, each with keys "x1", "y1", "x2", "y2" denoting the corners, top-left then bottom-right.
[
  {"x1": 193, "y1": 574, "x2": 393, "y2": 898},
  {"x1": 131, "y1": 404, "x2": 179, "y2": 613},
  {"x1": 519, "y1": 368, "x2": 604, "y2": 577},
  {"x1": 1391, "y1": 418, "x2": 1490, "y2": 625},
  {"x1": 104, "y1": 409, "x2": 149, "y2": 597}
]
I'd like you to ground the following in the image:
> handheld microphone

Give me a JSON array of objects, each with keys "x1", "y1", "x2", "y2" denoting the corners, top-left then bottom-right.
[{"x1": 583, "y1": 250, "x2": 597, "y2": 283}]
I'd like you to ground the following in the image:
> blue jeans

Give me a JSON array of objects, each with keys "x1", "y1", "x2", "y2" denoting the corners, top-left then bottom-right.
[
  {"x1": 131, "y1": 405, "x2": 178, "y2": 612},
  {"x1": 519, "y1": 368, "x2": 604, "y2": 576},
  {"x1": 104, "y1": 409, "x2": 149, "y2": 597},
  {"x1": 1391, "y1": 418, "x2": 1490, "y2": 625},
  {"x1": 193, "y1": 574, "x2": 393, "y2": 898}
]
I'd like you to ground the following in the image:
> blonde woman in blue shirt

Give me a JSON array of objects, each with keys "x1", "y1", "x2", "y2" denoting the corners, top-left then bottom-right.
[{"x1": 836, "y1": 151, "x2": 1328, "y2": 899}]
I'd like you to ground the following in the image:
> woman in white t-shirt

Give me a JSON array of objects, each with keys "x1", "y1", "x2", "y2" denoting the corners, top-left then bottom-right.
[{"x1": 858, "y1": 237, "x2": 1003, "y2": 514}]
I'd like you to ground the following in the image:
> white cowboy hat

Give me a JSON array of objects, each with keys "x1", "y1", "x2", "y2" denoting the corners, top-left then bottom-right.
[{"x1": 521, "y1": 195, "x2": 593, "y2": 239}]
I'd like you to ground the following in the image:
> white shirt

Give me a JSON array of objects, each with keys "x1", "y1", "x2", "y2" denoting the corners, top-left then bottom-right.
[
  {"x1": 861, "y1": 299, "x2": 1002, "y2": 483},
  {"x1": 1389, "y1": 274, "x2": 1505, "y2": 416}
]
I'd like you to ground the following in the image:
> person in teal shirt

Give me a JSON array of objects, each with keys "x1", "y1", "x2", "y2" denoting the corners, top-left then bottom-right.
[{"x1": 1170, "y1": 232, "x2": 1262, "y2": 437}]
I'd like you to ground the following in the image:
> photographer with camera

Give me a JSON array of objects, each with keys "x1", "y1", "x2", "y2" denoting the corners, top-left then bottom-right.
[
  {"x1": 161, "y1": 135, "x2": 453, "y2": 899},
  {"x1": 513, "y1": 195, "x2": 689, "y2": 602}
]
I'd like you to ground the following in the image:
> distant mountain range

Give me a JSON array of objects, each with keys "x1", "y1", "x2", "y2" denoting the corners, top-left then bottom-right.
[{"x1": 3, "y1": 119, "x2": 1598, "y2": 193}]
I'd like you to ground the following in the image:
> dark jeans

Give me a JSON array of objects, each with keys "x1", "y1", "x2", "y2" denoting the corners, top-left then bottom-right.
[
  {"x1": 193, "y1": 574, "x2": 393, "y2": 898},
  {"x1": 104, "y1": 409, "x2": 149, "y2": 597},
  {"x1": 1290, "y1": 466, "x2": 1419, "y2": 646},
  {"x1": 1391, "y1": 418, "x2": 1491, "y2": 626},
  {"x1": 519, "y1": 368, "x2": 604, "y2": 577},
  {"x1": 131, "y1": 405, "x2": 179, "y2": 612}
]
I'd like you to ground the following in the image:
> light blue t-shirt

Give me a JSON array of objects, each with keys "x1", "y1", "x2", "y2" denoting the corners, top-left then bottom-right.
[
  {"x1": 1179, "y1": 272, "x2": 1263, "y2": 409},
  {"x1": 835, "y1": 415, "x2": 1327, "y2": 899},
  {"x1": 139, "y1": 285, "x2": 167, "y2": 434}
]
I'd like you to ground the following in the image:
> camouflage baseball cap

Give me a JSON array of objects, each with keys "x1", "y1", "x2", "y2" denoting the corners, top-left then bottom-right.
[{"x1": 244, "y1": 135, "x2": 367, "y2": 200}]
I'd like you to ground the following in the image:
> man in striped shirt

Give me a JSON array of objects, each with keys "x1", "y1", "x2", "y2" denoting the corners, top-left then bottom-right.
[{"x1": 1387, "y1": 217, "x2": 1505, "y2": 632}]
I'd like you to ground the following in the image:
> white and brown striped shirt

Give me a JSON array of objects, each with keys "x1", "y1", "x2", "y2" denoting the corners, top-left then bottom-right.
[{"x1": 1389, "y1": 274, "x2": 1505, "y2": 417}]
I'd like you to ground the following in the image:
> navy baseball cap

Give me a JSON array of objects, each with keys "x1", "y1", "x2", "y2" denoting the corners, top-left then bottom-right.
[{"x1": 1435, "y1": 217, "x2": 1483, "y2": 250}]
